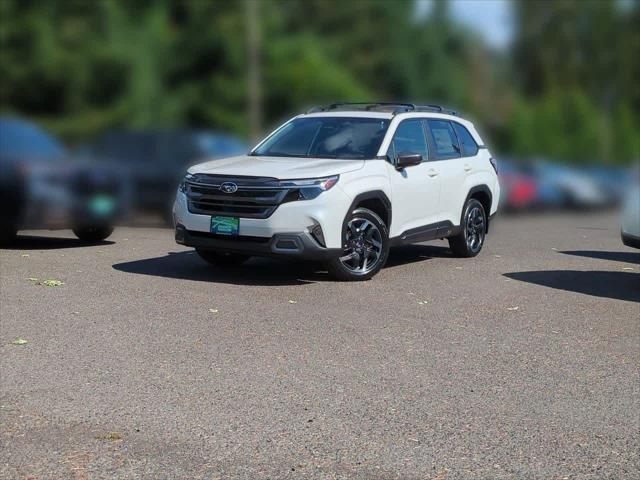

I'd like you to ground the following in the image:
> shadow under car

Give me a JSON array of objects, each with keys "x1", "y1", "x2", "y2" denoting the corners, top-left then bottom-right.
[
  {"x1": 112, "y1": 244, "x2": 453, "y2": 285},
  {"x1": 504, "y1": 270, "x2": 639, "y2": 303},
  {"x1": 560, "y1": 250, "x2": 640, "y2": 264},
  {"x1": 1, "y1": 234, "x2": 115, "y2": 250}
]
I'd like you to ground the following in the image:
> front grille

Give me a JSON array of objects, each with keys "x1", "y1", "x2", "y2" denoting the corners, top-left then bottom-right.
[{"x1": 185, "y1": 174, "x2": 294, "y2": 219}]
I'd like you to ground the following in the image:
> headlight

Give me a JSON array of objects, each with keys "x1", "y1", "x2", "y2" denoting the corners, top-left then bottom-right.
[
  {"x1": 278, "y1": 175, "x2": 339, "y2": 200},
  {"x1": 178, "y1": 173, "x2": 194, "y2": 193}
]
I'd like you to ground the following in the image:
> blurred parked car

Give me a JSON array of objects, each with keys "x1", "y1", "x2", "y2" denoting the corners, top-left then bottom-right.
[
  {"x1": 583, "y1": 165, "x2": 631, "y2": 206},
  {"x1": 0, "y1": 117, "x2": 126, "y2": 244},
  {"x1": 621, "y1": 166, "x2": 640, "y2": 249},
  {"x1": 524, "y1": 160, "x2": 609, "y2": 210},
  {"x1": 498, "y1": 159, "x2": 538, "y2": 211},
  {"x1": 85, "y1": 129, "x2": 247, "y2": 221}
]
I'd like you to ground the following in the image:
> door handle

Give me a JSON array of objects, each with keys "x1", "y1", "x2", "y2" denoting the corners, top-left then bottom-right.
[
  {"x1": 427, "y1": 169, "x2": 439, "y2": 177},
  {"x1": 464, "y1": 164, "x2": 472, "y2": 172}
]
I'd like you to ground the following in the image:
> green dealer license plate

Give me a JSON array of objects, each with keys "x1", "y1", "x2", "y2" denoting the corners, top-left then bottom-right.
[
  {"x1": 89, "y1": 195, "x2": 115, "y2": 216},
  {"x1": 210, "y1": 216, "x2": 239, "y2": 236}
]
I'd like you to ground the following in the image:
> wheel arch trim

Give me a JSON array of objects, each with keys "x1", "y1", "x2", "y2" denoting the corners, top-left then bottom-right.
[
  {"x1": 346, "y1": 190, "x2": 392, "y2": 228},
  {"x1": 462, "y1": 184, "x2": 493, "y2": 232}
]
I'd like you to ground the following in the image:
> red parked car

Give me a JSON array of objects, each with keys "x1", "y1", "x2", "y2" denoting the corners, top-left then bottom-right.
[{"x1": 498, "y1": 159, "x2": 538, "y2": 211}]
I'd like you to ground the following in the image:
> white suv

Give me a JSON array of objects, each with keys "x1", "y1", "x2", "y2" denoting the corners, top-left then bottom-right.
[{"x1": 174, "y1": 103, "x2": 499, "y2": 280}]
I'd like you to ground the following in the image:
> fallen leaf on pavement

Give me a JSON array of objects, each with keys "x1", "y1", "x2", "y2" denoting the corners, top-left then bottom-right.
[
  {"x1": 95, "y1": 432, "x2": 123, "y2": 441},
  {"x1": 10, "y1": 337, "x2": 28, "y2": 345},
  {"x1": 40, "y1": 279, "x2": 64, "y2": 287}
]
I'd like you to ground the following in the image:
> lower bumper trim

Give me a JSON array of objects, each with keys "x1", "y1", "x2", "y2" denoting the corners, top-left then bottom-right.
[
  {"x1": 176, "y1": 227, "x2": 340, "y2": 261},
  {"x1": 622, "y1": 231, "x2": 640, "y2": 249}
]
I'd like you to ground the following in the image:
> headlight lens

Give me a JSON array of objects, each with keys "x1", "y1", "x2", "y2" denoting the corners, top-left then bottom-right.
[
  {"x1": 178, "y1": 173, "x2": 194, "y2": 193},
  {"x1": 279, "y1": 175, "x2": 339, "y2": 200},
  {"x1": 278, "y1": 175, "x2": 339, "y2": 189}
]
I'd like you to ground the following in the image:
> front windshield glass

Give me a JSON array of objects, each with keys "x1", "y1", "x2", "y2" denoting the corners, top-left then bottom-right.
[{"x1": 252, "y1": 117, "x2": 390, "y2": 160}]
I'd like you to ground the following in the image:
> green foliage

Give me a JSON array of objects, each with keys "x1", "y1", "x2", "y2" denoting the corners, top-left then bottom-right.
[
  {"x1": 509, "y1": 0, "x2": 639, "y2": 164},
  {"x1": 0, "y1": 0, "x2": 637, "y2": 163},
  {"x1": 509, "y1": 91, "x2": 603, "y2": 163}
]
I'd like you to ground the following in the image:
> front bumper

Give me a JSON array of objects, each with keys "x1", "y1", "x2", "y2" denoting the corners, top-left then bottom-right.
[
  {"x1": 173, "y1": 186, "x2": 351, "y2": 249},
  {"x1": 175, "y1": 226, "x2": 341, "y2": 261}
]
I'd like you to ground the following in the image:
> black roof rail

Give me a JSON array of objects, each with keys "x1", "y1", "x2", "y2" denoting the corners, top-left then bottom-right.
[
  {"x1": 413, "y1": 104, "x2": 458, "y2": 116},
  {"x1": 306, "y1": 102, "x2": 414, "y2": 114},
  {"x1": 306, "y1": 102, "x2": 458, "y2": 116}
]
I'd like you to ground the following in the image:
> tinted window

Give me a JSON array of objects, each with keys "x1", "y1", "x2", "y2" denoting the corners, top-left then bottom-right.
[
  {"x1": 253, "y1": 117, "x2": 390, "y2": 160},
  {"x1": 427, "y1": 120, "x2": 460, "y2": 159},
  {"x1": 390, "y1": 119, "x2": 428, "y2": 161},
  {"x1": 453, "y1": 123, "x2": 479, "y2": 157}
]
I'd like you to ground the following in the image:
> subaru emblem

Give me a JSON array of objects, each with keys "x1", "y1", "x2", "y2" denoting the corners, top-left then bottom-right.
[{"x1": 220, "y1": 182, "x2": 238, "y2": 194}]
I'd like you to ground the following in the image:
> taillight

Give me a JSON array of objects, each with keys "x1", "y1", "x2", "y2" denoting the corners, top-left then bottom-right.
[{"x1": 489, "y1": 157, "x2": 498, "y2": 174}]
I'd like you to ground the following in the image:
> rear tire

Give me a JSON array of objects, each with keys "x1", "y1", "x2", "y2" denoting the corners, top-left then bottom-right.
[
  {"x1": 73, "y1": 226, "x2": 114, "y2": 242},
  {"x1": 196, "y1": 248, "x2": 250, "y2": 266},
  {"x1": 448, "y1": 198, "x2": 486, "y2": 257},
  {"x1": 0, "y1": 224, "x2": 18, "y2": 246},
  {"x1": 327, "y1": 207, "x2": 390, "y2": 281}
]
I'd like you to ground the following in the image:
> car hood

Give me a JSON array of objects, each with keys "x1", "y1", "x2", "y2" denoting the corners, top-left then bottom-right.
[{"x1": 188, "y1": 155, "x2": 365, "y2": 179}]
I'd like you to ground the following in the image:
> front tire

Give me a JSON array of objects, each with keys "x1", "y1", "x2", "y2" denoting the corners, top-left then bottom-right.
[
  {"x1": 196, "y1": 248, "x2": 250, "y2": 266},
  {"x1": 327, "y1": 207, "x2": 390, "y2": 281},
  {"x1": 448, "y1": 198, "x2": 486, "y2": 257},
  {"x1": 73, "y1": 226, "x2": 114, "y2": 242}
]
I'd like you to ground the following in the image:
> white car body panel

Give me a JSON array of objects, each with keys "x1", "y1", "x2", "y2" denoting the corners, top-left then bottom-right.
[
  {"x1": 189, "y1": 155, "x2": 365, "y2": 179},
  {"x1": 384, "y1": 159, "x2": 441, "y2": 236}
]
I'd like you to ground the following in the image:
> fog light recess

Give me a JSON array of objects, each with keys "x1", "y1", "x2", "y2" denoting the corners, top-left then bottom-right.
[{"x1": 310, "y1": 224, "x2": 326, "y2": 247}]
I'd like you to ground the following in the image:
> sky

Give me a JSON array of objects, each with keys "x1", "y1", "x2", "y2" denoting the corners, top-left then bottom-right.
[{"x1": 416, "y1": 0, "x2": 514, "y2": 50}]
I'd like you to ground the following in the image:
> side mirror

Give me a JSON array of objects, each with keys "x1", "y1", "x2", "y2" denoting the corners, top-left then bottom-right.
[{"x1": 396, "y1": 152, "x2": 422, "y2": 170}]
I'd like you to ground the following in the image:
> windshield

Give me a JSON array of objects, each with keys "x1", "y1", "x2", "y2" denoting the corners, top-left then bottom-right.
[{"x1": 252, "y1": 117, "x2": 390, "y2": 160}]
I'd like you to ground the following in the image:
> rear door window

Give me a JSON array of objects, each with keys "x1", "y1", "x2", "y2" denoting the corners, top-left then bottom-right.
[{"x1": 427, "y1": 120, "x2": 460, "y2": 160}]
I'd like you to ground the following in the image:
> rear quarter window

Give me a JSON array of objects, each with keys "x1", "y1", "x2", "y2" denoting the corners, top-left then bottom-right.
[{"x1": 452, "y1": 123, "x2": 479, "y2": 157}]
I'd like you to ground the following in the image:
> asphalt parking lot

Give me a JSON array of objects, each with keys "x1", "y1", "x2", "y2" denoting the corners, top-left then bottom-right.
[{"x1": 1, "y1": 211, "x2": 638, "y2": 479}]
